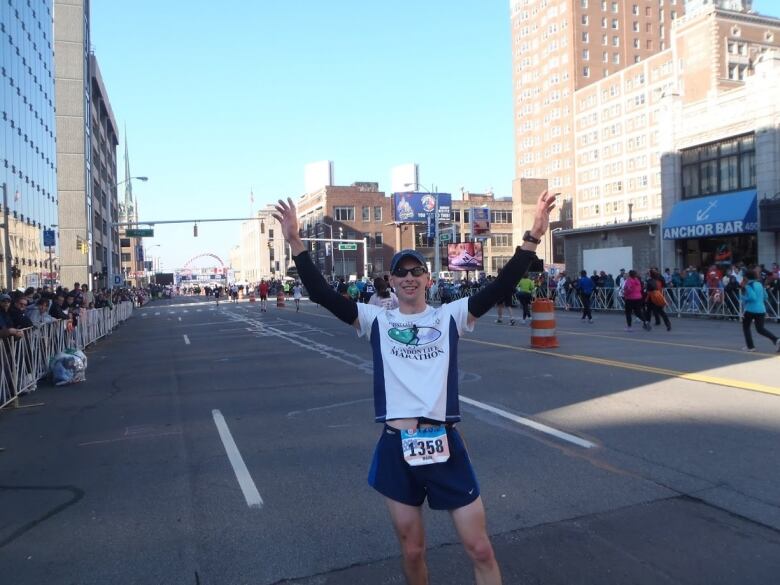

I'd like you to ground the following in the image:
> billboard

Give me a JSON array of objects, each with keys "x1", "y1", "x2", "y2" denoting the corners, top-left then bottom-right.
[
  {"x1": 470, "y1": 207, "x2": 490, "y2": 238},
  {"x1": 447, "y1": 242, "x2": 484, "y2": 272},
  {"x1": 392, "y1": 192, "x2": 452, "y2": 223}
]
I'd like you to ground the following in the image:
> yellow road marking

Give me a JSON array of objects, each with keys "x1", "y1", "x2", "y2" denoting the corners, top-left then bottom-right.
[
  {"x1": 555, "y1": 327, "x2": 778, "y2": 356},
  {"x1": 463, "y1": 338, "x2": 780, "y2": 397}
]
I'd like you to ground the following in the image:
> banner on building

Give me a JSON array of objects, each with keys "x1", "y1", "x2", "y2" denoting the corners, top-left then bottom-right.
[
  {"x1": 392, "y1": 192, "x2": 451, "y2": 223},
  {"x1": 447, "y1": 242, "x2": 484, "y2": 272},
  {"x1": 470, "y1": 207, "x2": 490, "y2": 239}
]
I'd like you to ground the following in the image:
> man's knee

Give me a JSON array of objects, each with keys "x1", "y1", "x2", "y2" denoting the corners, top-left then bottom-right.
[{"x1": 463, "y1": 535, "x2": 496, "y2": 566}]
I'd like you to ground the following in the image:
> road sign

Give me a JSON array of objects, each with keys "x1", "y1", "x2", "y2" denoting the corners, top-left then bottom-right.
[
  {"x1": 113, "y1": 275, "x2": 122, "y2": 285},
  {"x1": 126, "y1": 228, "x2": 154, "y2": 237},
  {"x1": 43, "y1": 229, "x2": 56, "y2": 247},
  {"x1": 338, "y1": 243, "x2": 357, "y2": 251},
  {"x1": 439, "y1": 233, "x2": 451, "y2": 242}
]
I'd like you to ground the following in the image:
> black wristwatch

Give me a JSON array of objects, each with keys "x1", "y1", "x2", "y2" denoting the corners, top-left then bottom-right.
[{"x1": 522, "y1": 230, "x2": 542, "y2": 244}]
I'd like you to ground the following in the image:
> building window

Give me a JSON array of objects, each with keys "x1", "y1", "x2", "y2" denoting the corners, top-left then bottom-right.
[
  {"x1": 611, "y1": 18, "x2": 618, "y2": 29},
  {"x1": 490, "y1": 233, "x2": 513, "y2": 247},
  {"x1": 613, "y1": 52, "x2": 620, "y2": 64},
  {"x1": 583, "y1": 48, "x2": 590, "y2": 60},
  {"x1": 375, "y1": 232, "x2": 383, "y2": 248},
  {"x1": 634, "y1": 55, "x2": 641, "y2": 63},
  {"x1": 633, "y1": 38, "x2": 640, "y2": 48},
  {"x1": 334, "y1": 206, "x2": 355, "y2": 221},
  {"x1": 602, "y1": 33, "x2": 608, "y2": 45},
  {"x1": 491, "y1": 256, "x2": 512, "y2": 273},
  {"x1": 612, "y1": 36, "x2": 619, "y2": 46},
  {"x1": 362, "y1": 206, "x2": 370, "y2": 221},
  {"x1": 582, "y1": 31, "x2": 589, "y2": 42},
  {"x1": 490, "y1": 210, "x2": 513, "y2": 223},
  {"x1": 374, "y1": 206, "x2": 382, "y2": 222},
  {"x1": 603, "y1": 51, "x2": 609, "y2": 62},
  {"x1": 601, "y1": 17, "x2": 607, "y2": 27},
  {"x1": 121, "y1": 253, "x2": 131, "y2": 262},
  {"x1": 581, "y1": 0, "x2": 588, "y2": 6},
  {"x1": 581, "y1": 14, "x2": 588, "y2": 24},
  {"x1": 632, "y1": 21, "x2": 639, "y2": 32},
  {"x1": 583, "y1": 66, "x2": 590, "y2": 77},
  {"x1": 632, "y1": 4, "x2": 639, "y2": 15},
  {"x1": 611, "y1": 2, "x2": 618, "y2": 11},
  {"x1": 680, "y1": 133, "x2": 755, "y2": 199}
]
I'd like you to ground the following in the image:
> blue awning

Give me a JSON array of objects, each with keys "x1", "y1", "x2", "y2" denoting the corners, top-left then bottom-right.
[{"x1": 662, "y1": 190, "x2": 757, "y2": 240}]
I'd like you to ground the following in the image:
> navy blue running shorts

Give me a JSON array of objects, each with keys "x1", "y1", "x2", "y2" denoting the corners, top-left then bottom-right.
[{"x1": 368, "y1": 425, "x2": 480, "y2": 510}]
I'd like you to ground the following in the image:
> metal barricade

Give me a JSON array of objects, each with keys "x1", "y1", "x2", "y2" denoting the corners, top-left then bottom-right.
[{"x1": 0, "y1": 301, "x2": 134, "y2": 410}]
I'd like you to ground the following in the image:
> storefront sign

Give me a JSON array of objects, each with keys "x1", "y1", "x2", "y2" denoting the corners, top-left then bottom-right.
[{"x1": 662, "y1": 190, "x2": 757, "y2": 240}]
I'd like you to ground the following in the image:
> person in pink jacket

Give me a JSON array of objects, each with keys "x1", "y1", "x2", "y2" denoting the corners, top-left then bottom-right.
[{"x1": 623, "y1": 270, "x2": 650, "y2": 331}]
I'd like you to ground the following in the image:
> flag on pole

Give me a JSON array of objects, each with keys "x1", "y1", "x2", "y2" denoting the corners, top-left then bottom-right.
[{"x1": 250, "y1": 189, "x2": 254, "y2": 205}]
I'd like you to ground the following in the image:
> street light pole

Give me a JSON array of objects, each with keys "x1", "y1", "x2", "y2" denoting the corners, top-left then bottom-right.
[
  {"x1": 405, "y1": 183, "x2": 439, "y2": 279},
  {"x1": 339, "y1": 226, "x2": 345, "y2": 278},
  {"x1": 321, "y1": 221, "x2": 334, "y2": 281}
]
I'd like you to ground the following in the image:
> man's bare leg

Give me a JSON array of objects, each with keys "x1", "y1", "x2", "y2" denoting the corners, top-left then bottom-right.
[
  {"x1": 450, "y1": 497, "x2": 501, "y2": 585},
  {"x1": 385, "y1": 497, "x2": 428, "y2": 585}
]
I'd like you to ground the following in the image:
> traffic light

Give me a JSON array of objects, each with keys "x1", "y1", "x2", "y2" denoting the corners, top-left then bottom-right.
[{"x1": 193, "y1": 223, "x2": 198, "y2": 237}]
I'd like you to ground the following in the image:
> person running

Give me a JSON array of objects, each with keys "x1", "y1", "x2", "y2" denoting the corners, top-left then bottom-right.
[
  {"x1": 740, "y1": 266, "x2": 780, "y2": 352},
  {"x1": 515, "y1": 275, "x2": 535, "y2": 323},
  {"x1": 576, "y1": 269, "x2": 594, "y2": 323},
  {"x1": 623, "y1": 270, "x2": 649, "y2": 332},
  {"x1": 214, "y1": 286, "x2": 221, "y2": 306},
  {"x1": 272, "y1": 190, "x2": 556, "y2": 585},
  {"x1": 258, "y1": 280, "x2": 269, "y2": 312},
  {"x1": 495, "y1": 269, "x2": 516, "y2": 325},
  {"x1": 292, "y1": 281, "x2": 303, "y2": 312},
  {"x1": 644, "y1": 269, "x2": 671, "y2": 331}
]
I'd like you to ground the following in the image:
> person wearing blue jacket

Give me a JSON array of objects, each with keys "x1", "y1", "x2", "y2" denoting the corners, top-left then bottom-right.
[
  {"x1": 741, "y1": 266, "x2": 780, "y2": 352},
  {"x1": 577, "y1": 270, "x2": 594, "y2": 323}
]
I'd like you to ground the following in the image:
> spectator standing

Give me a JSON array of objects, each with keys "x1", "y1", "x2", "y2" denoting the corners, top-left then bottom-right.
[
  {"x1": 0, "y1": 294, "x2": 14, "y2": 328},
  {"x1": 740, "y1": 266, "x2": 780, "y2": 352},
  {"x1": 49, "y1": 294, "x2": 67, "y2": 320},
  {"x1": 368, "y1": 277, "x2": 399, "y2": 310}
]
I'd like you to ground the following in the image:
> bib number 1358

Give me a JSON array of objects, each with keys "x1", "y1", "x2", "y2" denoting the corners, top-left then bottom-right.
[{"x1": 401, "y1": 426, "x2": 450, "y2": 466}]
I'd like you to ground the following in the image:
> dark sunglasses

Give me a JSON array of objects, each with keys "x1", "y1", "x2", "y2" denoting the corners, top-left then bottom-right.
[{"x1": 392, "y1": 266, "x2": 428, "y2": 277}]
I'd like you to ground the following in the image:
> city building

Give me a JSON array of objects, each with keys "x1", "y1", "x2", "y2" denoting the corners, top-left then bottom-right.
[
  {"x1": 118, "y1": 136, "x2": 146, "y2": 286},
  {"x1": 424, "y1": 191, "x2": 516, "y2": 277},
  {"x1": 561, "y1": 3, "x2": 780, "y2": 273},
  {"x1": 510, "y1": 0, "x2": 683, "y2": 256},
  {"x1": 296, "y1": 182, "x2": 407, "y2": 279},
  {"x1": 55, "y1": 0, "x2": 120, "y2": 290},
  {"x1": 236, "y1": 206, "x2": 286, "y2": 283},
  {"x1": 1, "y1": 0, "x2": 58, "y2": 289}
]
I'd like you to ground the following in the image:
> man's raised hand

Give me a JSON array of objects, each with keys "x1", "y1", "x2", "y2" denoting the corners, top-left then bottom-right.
[
  {"x1": 531, "y1": 190, "x2": 557, "y2": 238},
  {"x1": 272, "y1": 197, "x2": 300, "y2": 243}
]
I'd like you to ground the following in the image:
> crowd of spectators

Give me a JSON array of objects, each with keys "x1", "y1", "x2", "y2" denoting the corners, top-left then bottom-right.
[{"x1": 0, "y1": 282, "x2": 150, "y2": 339}]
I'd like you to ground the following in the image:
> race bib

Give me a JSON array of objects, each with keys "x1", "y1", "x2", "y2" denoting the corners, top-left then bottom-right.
[{"x1": 401, "y1": 426, "x2": 450, "y2": 466}]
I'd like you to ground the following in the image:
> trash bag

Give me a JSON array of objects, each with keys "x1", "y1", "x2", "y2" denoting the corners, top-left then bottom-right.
[{"x1": 49, "y1": 349, "x2": 87, "y2": 386}]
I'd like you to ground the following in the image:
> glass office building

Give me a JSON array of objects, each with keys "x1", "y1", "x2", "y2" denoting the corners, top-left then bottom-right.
[{"x1": 0, "y1": 0, "x2": 58, "y2": 288}]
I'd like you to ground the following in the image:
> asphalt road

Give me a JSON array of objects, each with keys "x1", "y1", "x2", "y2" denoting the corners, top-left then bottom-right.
[{"x1": 1, "y1": 296, "x2": 779, "y2": 585}]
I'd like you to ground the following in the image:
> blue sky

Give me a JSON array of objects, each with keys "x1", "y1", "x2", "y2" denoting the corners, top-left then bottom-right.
[{"x1": 91, "y1": 0, "x2": 778, "y2": 271}]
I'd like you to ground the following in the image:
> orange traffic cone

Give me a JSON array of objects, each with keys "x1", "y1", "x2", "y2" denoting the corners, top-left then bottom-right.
[{"x1": 530, "y1": 298, "x2": 559, "y2": 348}]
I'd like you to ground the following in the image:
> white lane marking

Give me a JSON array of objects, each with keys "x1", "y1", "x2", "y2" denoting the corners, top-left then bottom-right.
[
  {"x1": 459, "y1": 396, "x2": 596, "y2": 449},
  {"x1": 225, "y1": 311, "x2": 593, "y2": 449},
  {"x1": 155, "y1": 312, "x2": 161, "y2": 316},
  {"x1": 178, "y1": 317, "x2": 182, "y2": 322},
  {"x1": 212, "y1": 409, "x2": 264, "y2": 508},
  {"x1": 183, "y1": 334, "x2": 190, "y2": 345}
]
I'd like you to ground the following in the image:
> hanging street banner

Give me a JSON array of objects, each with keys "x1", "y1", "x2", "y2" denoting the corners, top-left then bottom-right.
[
  {"x1": 470, "y1": 207, "x2": 491, "y2": 239},
  {"x1": 392, "y1": 192, "x2": 452, "y2": 223},
  {"x1": 43, "y1": 229, "x2": 56, "y2": 247}
]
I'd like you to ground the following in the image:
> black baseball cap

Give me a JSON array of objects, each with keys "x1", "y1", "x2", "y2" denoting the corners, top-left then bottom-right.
[{"x1": 390, "y1": 249, "x2": 427, "y2": 274}]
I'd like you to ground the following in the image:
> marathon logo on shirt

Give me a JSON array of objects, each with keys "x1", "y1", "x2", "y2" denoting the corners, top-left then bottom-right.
[{"x1": 387, "y1": 324, "x2": 444, "y2": 360}]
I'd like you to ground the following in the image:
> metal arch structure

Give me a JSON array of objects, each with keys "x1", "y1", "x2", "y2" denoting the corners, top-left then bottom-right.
[{"x1": 182, "y1": 253, "x2": 226, "y2": 270}]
